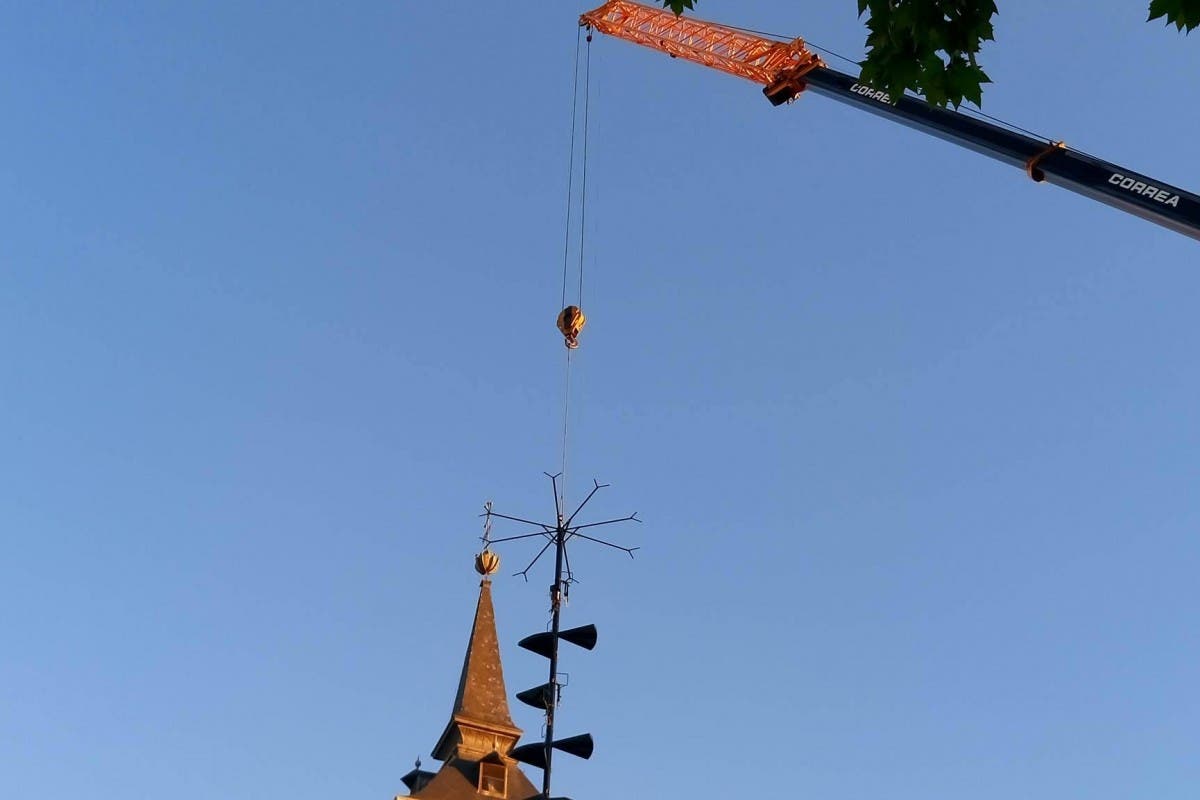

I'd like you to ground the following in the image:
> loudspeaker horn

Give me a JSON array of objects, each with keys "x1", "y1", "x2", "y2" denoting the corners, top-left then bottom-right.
[
  {"x1": 516, "y1": 683, "x2": 553, "y2": 710},
  {"x1": 509, "y1": 742, "x2": 547, "y2": 769},
  {"x1": 552, "y1": 732, "x2": 594, "y2": 761},
  {"x1": 509, "y1": 733, "x2": 594, "y2": 768},
  {"x1": 561, "y1": 624, "x2": 598, "y2": 651},
  {"x1": 518, "y1": 624, "x2": 598, "y2": 659}
]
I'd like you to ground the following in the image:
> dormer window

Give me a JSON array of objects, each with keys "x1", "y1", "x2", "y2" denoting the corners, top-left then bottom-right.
[{"x1": 478, "y1": 762, "x2": 507, "y2": 798}]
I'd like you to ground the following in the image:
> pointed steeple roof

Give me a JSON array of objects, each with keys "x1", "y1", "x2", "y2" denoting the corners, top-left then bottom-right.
[
  {"x1": 431, "y1": 578, "x2": 523, "y2": 762},
  {"x1": 450, "y1": 578, "x2": 517, "y2": 729}
]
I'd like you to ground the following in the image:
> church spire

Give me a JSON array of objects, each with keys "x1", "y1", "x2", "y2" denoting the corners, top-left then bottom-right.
[
  {"x1": 449, "y1": 578, "x2": 517, "y2": 730},
  {"x1": 430, "y1": 555, "x2": 523, "y2": 762}
]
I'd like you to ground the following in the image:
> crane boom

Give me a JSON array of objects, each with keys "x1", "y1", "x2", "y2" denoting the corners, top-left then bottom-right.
[{"x1": 580, "y1": 0, "x2": 1200, "y2": 242}]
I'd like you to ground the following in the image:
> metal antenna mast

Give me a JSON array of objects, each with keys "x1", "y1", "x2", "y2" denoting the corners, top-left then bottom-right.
[{"x1": 482, "y1": 473, "x2": 638, "y2": 799}]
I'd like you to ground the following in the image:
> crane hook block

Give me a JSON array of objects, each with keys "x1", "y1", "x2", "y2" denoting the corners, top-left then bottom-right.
[{"x1": 557, "y1": 306, "x2": 587, "y2": 350}]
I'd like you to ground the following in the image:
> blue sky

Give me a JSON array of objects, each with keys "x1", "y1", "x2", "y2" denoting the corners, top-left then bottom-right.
[{"x1": 2, "y1": 2, "x2": 1198, "y2": 798}]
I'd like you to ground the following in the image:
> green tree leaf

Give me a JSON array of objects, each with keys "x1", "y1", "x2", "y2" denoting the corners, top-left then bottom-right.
[
  {"x1": 664, "y1": 1, "x2": 1195, "y2": 106},
  {"x1": 1148, "y1": 0, "x2": 1200, "y2": 32},
  {"x1": 852, "y1": 0, "x2": 995, "y2": 108}
]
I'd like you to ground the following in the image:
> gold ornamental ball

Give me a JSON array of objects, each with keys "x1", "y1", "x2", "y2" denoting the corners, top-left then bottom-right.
[{"x1": 475, "y1": 550, "x2": 500, "y2": 576}]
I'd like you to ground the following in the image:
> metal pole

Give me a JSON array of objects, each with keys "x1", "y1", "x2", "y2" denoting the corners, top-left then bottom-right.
[{"x1": 542, "y1": 514, "x2": 566, "y2": 797}]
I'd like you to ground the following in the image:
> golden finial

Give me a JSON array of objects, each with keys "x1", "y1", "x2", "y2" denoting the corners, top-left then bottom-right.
[{"x1": 475, "y1": 550, "x2": 500, "y2": 576}]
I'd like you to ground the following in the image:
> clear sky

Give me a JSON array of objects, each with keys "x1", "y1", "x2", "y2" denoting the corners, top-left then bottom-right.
[{"x1": 2, "y1": 2, "x2": 1198, "y2": 798}]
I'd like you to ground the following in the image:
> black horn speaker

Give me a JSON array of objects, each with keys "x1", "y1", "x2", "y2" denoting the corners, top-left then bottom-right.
[
  {"x1": 560, "y1": 624, "x2": 598, "y2": 651},
  {"x1": 518, "y1": 624, "x2": 598, "y2": 659},
  {"x1": 517, "y1": 632, "x2": 555, "y2": 659},
  {"x1": 552, "y1": 733, "x2": 594, "y2": 761},
  {"x1": 510, "y1": 742, "x2": 548, "y2": 769},
  {"x1": 510, "y1": 733, "x2": 594, "y2": 768},
  {"x1": 516, "y1": 682, "x2": 554, "y2": 710}
]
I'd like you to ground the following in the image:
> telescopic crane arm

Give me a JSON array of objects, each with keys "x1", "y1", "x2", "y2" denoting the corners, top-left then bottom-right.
[{"x1": 580, "y1": 0, "x2": 1200, "y2": 242}]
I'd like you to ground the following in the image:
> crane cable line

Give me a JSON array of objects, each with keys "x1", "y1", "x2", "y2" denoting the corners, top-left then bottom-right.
[
  {"x1": 577, "y1": 34, "x2": 593, "y2": 315},
  {"x1": 560, "y1": 28, "x2": 583, "y2": 313},
  {"x1": 557, "y1": 29, "x2": 595, "y2": 513}
]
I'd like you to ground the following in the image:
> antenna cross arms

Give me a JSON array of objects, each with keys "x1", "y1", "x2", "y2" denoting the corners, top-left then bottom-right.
[{"x1": 580, "y1": 0, "x2": 823, "y2": 92}]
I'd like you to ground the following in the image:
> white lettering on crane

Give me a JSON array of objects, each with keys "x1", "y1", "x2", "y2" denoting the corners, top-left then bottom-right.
[
  {"x1": 1109, "y1": 173, "x2": 1181, "y2": 208},
  {"x1": 849, "y1": 82, "x2": 892, "y2": 104}
]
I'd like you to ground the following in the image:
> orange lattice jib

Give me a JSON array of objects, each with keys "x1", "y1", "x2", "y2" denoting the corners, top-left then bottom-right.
[{"x1": 581, "y1": 0, "x2": 822, "y2": 88}]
